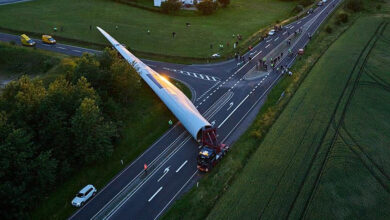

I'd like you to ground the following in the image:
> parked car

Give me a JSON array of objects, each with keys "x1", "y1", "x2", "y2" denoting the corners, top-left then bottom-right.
[
  {"x1": 268, "y1": 29, "x2": 275, "y2": 36},
  {"x1": 20, "y1": 34, "x2": 36, "y2": 46},
  {"x1": 322, "y1": 0, "x2": 327, "y2": 3},
  {"x1": 42, "y1": 35, "x2": 56, "y2": 44},
  {"x1": 71, "y1": 184, "x2": 97, "y2": 207},
  {"x1": 307, "y1": 8, "x2": 314, "y2": 14},
  {"x1": 317, "y1": 1, "x2": 323, "y2": 6},
  {"x1": 211, "y1": 53, "x2": 220, "y2": 58}
]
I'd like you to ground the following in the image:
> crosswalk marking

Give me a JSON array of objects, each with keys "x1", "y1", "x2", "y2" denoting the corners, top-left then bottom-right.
[{"x1": 163, "y1": 67, "x2": 220, "y2": 82}]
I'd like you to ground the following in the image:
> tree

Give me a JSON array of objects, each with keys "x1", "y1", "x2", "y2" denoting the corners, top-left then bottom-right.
[
  {"x1": 196, "y1": 0, "x2": 218, "y2": 15},
  {"x1": 71, "y1": 98, "x2": 117, "y2": 163},
  {"x1": 108, "y1": 58, "x2": 141, "y2": 103},
  {"x1": 218, "y1": 0, "x2": 230, "y2": 7},
  {"x1": 0, "y1": 128, "x2": 57, "y2": 219},
  {"x1": 161, "y1": 0, "x2": 182, "y2": 14}
]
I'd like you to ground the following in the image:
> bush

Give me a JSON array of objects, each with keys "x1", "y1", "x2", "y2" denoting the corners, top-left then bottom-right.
[
  {"x1": 376, "y1": 4, "x2": 382, "y2": 10},
  {"x1": 293, "y1": 4, "x2": 304, "y2": 13},
  {"x1": 337, "y1": 12, "x2": 349, "y2": 23},
  {"x1": 325, "y1": 26, "x2": 333, "y2": 33},
  {"x1": 218, "y1": 0, "x2": 230, "y2": 7},
  {"x1": 161, "y1": 0, "x2": 182, "y2": 14},
  {"x1": 196, "y1": 0, "x2": 218, "y2": 15},
  {"x1": 299, "y1": 0, "x2": 314, "y2": 7},
  {"x1": 345, "y1": 0, "x2": 364, "y2": 12}
]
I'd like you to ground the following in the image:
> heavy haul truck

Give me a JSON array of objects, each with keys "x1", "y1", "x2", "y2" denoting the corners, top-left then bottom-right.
[
  {"x1": 197, "y1": 127, "x2": 229, "y2": 172},
  {"x1": 97, "y1": 27, "x2": 228, "y2": 173}
]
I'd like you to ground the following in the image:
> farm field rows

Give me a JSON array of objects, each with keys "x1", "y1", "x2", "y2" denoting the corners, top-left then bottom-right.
[{"x1": 206, "y1": 14, "x2": 390, "y2": 219}]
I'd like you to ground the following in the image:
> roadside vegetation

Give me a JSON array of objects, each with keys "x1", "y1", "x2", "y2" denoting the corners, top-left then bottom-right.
[
  {"x1": 0, "y1": 44, "x2": 190, "y2": 219},
  {"x1": 163, "y1": 0, "x2": 389, "y2": 219},
  {"x1": 0, "y1": 0, "x2": 298, "y2": 61},
  {"x1": 0, "y1": 42, "x2": 63, "y2": 76}
]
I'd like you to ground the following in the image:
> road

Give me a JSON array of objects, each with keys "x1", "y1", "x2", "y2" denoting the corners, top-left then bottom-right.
[
  {"x1": 0, "y1": 0, "x2": 32, "y2": 6},
  {"x1": 0, "y1": 1, "x2": 342, "y2": 219}
]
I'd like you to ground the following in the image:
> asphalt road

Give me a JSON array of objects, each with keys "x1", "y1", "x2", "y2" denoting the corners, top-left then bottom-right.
[
  {"x1": 0, "y1": 0, "x2": 31, "y2": 6},
  {"x1": 0, "y1": 1, "x2": 342, "y2": 218}
]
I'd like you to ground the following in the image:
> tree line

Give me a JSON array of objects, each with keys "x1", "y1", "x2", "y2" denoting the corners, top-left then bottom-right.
[{"x1": 0, "y1": 49, "x2": 141, "y2": 219}]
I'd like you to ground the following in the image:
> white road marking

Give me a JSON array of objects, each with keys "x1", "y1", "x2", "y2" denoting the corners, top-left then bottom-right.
[
  {"x1": 157, "y1": 167, "x2": 170, "y2": 182},
  {"x1": 283, "y1": 31, "x2": 287, "y2": 35},
  {"x1": 73, "y1": 49, "x2": 82, "y2": 53},
  {"x1": 227, "y1": 102, "x2": 234, "y2": 111},
  {"x1": 290, "y1": 26, "x2": 294, "y2": 29},
  {"x1": 148, "y1": 187, "x2": 163, "y2": 202},
  {"x1": 57, "y1": 46, "x2": 66, "y2": 50},
  {"x1": 176, "y1": 160, "x2": 188, "y2": 173},
  {"x1": 265, "y1": 44, "x2": 270, "y2": 48},
  {"x1": 297, "y1": 21, "x2": 302, "y2": 24},
  {"x1": 218, "y1": 94, "x2": 249, "y2": 128},
  {"x1": 274, "y1": 37, "x2": 279, "y2": 42},
  {"x1": 153, "y1": 171, "x2": 197, "y2": 220},
  {"x1": 42, "y1": 44, "x2": 50, "y2": 46}
]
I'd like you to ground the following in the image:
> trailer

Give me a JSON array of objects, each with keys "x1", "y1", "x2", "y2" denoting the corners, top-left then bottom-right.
[{"x1": 97, "y1": 27, "x2": 228, "y2": 173}]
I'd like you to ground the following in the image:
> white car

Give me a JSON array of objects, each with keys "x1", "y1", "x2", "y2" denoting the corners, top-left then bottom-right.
[
  {"x1": 322, "y1": 0, "x2": 327, "y2": 2},
  {"x1": 71, "y1": 184, "x2": 97, "y2": 207},
  {"x1": 211, "y1": 53, "x2": 220, "y2": 58},
  {"x1": 268, "y1": 29, "x2": 275, "y2": 36}
]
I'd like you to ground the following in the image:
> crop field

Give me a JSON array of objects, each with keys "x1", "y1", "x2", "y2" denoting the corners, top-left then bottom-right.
[
  {"x1": 0, "y1": 0, "x2": 296, "y2": 59},
  {"x1": 206, "y1": 15, "x2": 390, "y2": 219}
]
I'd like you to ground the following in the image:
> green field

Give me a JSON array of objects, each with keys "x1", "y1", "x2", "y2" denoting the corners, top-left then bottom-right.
[
  {"x1": 206, "y1": 13, "x2": 390, "y2": 220},
  {"x1": 0, "y1": 0, "x2": 296, "y2": 59}
]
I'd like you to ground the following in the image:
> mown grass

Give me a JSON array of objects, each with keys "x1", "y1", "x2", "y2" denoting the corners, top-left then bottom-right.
[
  {"x1": 163, "y1": 1, "x2": 388, "y2": 219},
  {"x1": 206, "y1": 4, "x2": 390, "y2": 220},
  {"x1": 0, "y1": 0, "x2": 296, "y2": 60}
]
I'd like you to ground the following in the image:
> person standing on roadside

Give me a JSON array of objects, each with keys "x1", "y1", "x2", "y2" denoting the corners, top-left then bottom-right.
[{"x1": 144, "y1": 163, "x2": 148, "y2": 174}]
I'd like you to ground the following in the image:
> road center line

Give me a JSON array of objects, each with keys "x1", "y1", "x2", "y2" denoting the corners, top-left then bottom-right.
[
  {"x1": 176, "y1": 160, "x2": 188, "y2": 173},
  {"x1": 148, "y1": 187, "x2": 163, "y2": 202}
]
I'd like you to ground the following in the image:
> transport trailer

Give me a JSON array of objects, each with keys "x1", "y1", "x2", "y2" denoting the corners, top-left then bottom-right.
[
  {"x1": 97, "y1": 27, "x2": 229, "y2": 173},
  {"x1": 197, "y1": 127, "x2": 229, "y2": 172}
]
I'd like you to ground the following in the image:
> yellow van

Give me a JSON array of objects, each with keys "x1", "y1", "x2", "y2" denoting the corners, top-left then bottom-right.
[
  {"x1": 20, "y1": 34, "x2": 36, "y2": 46},
  {"x1": 42, "y1": 35, "x2": 56, "y2": 44}
]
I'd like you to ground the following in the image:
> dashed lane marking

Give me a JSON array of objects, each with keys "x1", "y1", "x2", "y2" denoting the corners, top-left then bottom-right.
[
  {"x1": 163, "y1": 67, "x2": 220, "y2": 82},
  {"x1": 176, "y1": 160, "x2": 188, "y2": 173},
  {"x1": 148, "y1": 187, "x2": 163, "y2": 202}
]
